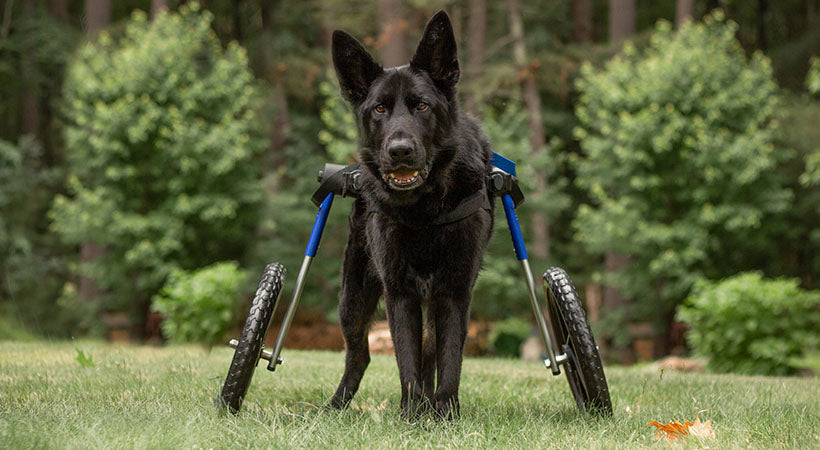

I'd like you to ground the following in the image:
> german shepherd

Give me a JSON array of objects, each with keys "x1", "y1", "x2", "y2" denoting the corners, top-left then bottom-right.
[{"x1": 329, "y1": 10, "x2": 494, "y2": 420}]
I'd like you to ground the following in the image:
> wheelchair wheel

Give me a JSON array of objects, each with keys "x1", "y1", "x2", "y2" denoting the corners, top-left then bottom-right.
[
  {"x1": 543, "y1": 267, "x2": 613, "y2": 416},
  {"x1": 216, "y1": 262, "x2": 286, "y2": 414}
]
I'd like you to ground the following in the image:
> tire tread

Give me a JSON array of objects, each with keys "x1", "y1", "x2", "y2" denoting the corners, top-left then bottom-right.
[
  {"x1": 216, "y1": 262, "x2": 286, "y2": 414},
  {"x1": 543, "y1": 267, "x2": 613, "y2": 415}
]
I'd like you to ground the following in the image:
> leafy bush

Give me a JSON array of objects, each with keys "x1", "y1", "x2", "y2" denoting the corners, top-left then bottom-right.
[
  {"x1": 0, "y1": 313, "x2": 35, "y2": 341},
  {"x1": 0, "y1": 137, "x2": 69, "y2": 335},
  {"x1": 488, "y1": 317, "x2": 531, "y2": 357},
  {"x1": 677, "y1": 272, "x2": 820, "y2": 375},
  {"x1": 52, "y1": 4, "x2": 265, "y2": 327},
  {"x1": 574, "y1": 13, "x2": 790, "y2": 339},
  {"x1": 802, "y1": 58, "x2": 820, "y2": 187},
  {"x1": 807, "y1": 57, "x2": 820, "y2": 99},
  {"x1": 151, "y1": 261, "x2": 246, "y2": 345}
]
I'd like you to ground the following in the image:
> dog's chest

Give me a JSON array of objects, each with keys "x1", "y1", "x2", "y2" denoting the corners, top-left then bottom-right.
[{"x1": 365, "y1": 216, "x2": 455, "y2": 274}]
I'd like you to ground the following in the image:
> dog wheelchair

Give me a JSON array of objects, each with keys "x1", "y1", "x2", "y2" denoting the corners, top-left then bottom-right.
[{"x1": 216, "y1": 152, "x2": 613, "y2": 416}]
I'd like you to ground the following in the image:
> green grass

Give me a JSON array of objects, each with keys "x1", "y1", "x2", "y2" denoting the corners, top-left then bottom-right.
[{"x1": 1, "y1": 341, "x2": 818, "y2": 449}]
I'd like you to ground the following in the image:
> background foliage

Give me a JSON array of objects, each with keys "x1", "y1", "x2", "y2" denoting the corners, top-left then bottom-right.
[
  {"x1": 0, "y1": 137, "x2": 68, "y2": 334},
  {"x1": 151, "y1": 261, "x2": 246, "y2": 345},
  {"x1": 50, "y1": 4, "x2": 265, "y2": 334},
  {"x1": 677, "y1": 272, "x2": 820, "y2": 375},
  {"x1": 574, "y1": 13, "x2": 791, "y2": 348},
  {"x1": 0, "y1": 1, "x2": 817, "y2": 366}
]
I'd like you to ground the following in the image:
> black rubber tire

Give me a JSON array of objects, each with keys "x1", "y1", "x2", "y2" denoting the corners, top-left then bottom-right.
[
  {"x1": 216, "y1": 263, "x2": 286, "y2": 414},
  {"x1": 543, "y1": 267, "x2": 613, "y2": 416}
]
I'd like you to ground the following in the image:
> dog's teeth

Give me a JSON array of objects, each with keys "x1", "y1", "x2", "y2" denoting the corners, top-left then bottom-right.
[
  {"x1": 412, "y1": 171, "x2": 418, "y2": 177},
  {"x1": 389, "y1": 173, "x2": 396, "y2": 179}
]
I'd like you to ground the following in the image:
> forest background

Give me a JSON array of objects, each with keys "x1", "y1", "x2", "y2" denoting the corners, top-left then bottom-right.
[{"x1": 1, "y1": 0, "x2": 818, "y2": 364}]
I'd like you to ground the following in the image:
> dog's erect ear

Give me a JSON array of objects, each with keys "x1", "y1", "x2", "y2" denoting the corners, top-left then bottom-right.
[
  {"x1": 410, "y1": 11, "x2": 460, "y2": 97},
  {"x1": 332, "y1": 30, "x2": 383, "y2": 105}
]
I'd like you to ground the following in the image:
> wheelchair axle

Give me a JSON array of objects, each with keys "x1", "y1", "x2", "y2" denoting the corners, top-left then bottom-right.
[
  {"x1": 543, "y1": 352, "x2": 568, "y2": 370},
  {"x1": 227, "y1": 339, "x2": 282, "y2": 366}
]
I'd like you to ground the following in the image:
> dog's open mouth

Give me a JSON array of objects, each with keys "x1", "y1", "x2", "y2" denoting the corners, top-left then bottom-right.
[{"x1": 383, "y1": 168, "x2": 425, "y2": 190}]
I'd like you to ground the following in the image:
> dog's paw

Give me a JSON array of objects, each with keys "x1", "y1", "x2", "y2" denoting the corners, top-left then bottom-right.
[
  {"x1": 400, "y1": 396, "x2": 433, "y2": 422},
  {"x1": 433, "y1": 397, "x2": 460, "y2": 421},
  {"x1": 327, "y1": 394, "x2": 351, "y2": 410}
]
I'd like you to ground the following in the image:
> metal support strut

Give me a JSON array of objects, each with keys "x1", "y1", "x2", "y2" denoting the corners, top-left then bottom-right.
[
  {"x1": 266, "y1": 193, "x2": 334, "y2": 371},
  {"x1": 520, "y1": 258, "x2": 562, "y2": 375},
  {"x1": 501, "y1": 193, "x2": 562, "y2": 375},
  {"x1": 267, "y1": 255, "x2": 313, "y2": 371}
]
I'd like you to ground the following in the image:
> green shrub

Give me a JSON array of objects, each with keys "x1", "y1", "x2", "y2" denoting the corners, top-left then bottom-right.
[
  {"x1": 488, "y1": 317, "x2": 531, "y2": 358},
  {"x1": 677, "y1": 272, "x2": 820, "y2": 376},
  {"x1": 0, "y1": 137, "x2": 70, "y2": 336},
  {"x1": 807, "y1": 57, "x2": 820, "y2": 99},
  {"x1": 802, "y1": 58, "x2": 820, "y2": 187},
  {"x1": 0, "y1": 313, "x2": 35, "y2": 341},
  {"x1": 151, "y1": 261, "x2": 246, "y2": 345},
  {"x1": 574, "y1": 12, "x2": 789, "y2": 341},
  {"x1": 52, "y1": 3, "x2": 265, "y2": 328}
]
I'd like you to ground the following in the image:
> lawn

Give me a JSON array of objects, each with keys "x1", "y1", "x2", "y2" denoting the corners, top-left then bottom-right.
[{"x1": 1, "y1": 341, "x2": 818, "y2": 449}]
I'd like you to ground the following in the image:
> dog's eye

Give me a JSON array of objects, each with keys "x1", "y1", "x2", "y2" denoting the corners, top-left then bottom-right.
[
  {"x1": 374, "y1": 104, "x2": 386, "y2": 114},
  {"x1": 416, "y1": 102, "x2": 428, "y2": 111}
]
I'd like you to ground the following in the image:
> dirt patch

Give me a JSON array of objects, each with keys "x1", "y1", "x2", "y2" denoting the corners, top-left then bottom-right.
[
  {"x1": 264, "y1": 322, "x2": 345, "y2": 351},
  {"x1": 655, "y1": 356, "x2": 704, "y2": 372},
  {"x1": 367, "y1": 320, "x2": 491, "y2": 356}
]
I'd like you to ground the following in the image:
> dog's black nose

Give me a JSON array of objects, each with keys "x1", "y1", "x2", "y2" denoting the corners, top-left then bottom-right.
[{"x1": 388, "y1": 139, "x2": 414, "y2": 164}]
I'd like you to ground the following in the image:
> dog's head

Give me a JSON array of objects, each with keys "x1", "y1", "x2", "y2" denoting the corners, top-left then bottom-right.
[{"x1": 332, "y1": 11, "x2": 460, "y2": 194}]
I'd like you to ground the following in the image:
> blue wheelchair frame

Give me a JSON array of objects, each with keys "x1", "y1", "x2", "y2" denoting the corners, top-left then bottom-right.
[{"x1": 262, "y1": 152, "x2": 564, "y2": 376}]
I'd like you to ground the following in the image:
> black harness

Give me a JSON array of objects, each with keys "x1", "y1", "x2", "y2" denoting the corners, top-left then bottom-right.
[{"x1": 311, "y1": 162, "x2": 523, "y2": 225}]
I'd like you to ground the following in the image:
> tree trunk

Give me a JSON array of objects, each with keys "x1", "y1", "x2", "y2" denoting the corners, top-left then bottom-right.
[
  {"x1": 21, "y1": 0, "x2": 39, "y2": 137},
  {"x1": 81, "y1": 0, "x2": 111, "y2": 303},
  {"x1": 43, "y1": 0, "x2": 71, "y2": 165},
  {"x1": 603, "y1": 252, "x2": 635, "y2": 362},
  {"x1": 48, "y1": 0, "x2": 69, "y2": 21},
  {"x1": 377, "y1": 0, "x2": 408, "y2": 67},
  {"x1": 601, "y1": 0, "x2": 637, "y2": 362},
  {"x1": 79, "y1": 243, "x2": 106, "y2": 300},
  {"x1": 608, "y1": 0, "x2": 635, "y2": 42},
  {"x1": 261, "y1": 6, "x2": 289, "y2": 170},
  {"x1": 572, "y1": 0, "x2": 593, "y2": 42},
  {"x1": 151, "y1": 0, "x2": 169, "y2": 18},
  {"x1": 507, "y1": 0, "x2": 550, "y2": 261},
  {"x1": 268, "y1": 78, "x2": 290, "y2": 169},
  {"x1": 84, "y1": 0, "x2": 110, "y2": 33},
  {"x1": 757, "y1": 0, "x2": 768, "y2": 50},
  {"x1": 261, "y1": 2, "x2": 272, "y2": 30},
  {"x1": 675, "y1": 0, "x2": 695, "y2": 28},
  {"x1": 1, "y1": 1, "x2": 12, "y2": 39},
  {"x1": 463, "y1": 0, "x2": 487, "y2": 115},
  {"x1": 450, "y1": 2, "x2": 462, "y2": 49},
  {"x1": 233, "y1": 0, "x2": 243, "y2": 41}
]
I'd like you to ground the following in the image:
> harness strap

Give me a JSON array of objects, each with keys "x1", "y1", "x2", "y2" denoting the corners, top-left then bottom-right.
[
  {"x1": 312, "y1": 162, "x2": 495, "y2": 226},
  {"x1": 432, "y1": 190, "x2": 492, "y2": 225}
]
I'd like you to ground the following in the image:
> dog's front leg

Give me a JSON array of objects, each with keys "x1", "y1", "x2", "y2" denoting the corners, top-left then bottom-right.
[
  {"x1": 432, "y1": 288, "x2": 471, "y2": 420},
  {"x1": 330, "y1": 200, "x2": 382, "y2": 409},
  {"x1": 384, "y1": 290, "x2": 427, "y2": 419}
]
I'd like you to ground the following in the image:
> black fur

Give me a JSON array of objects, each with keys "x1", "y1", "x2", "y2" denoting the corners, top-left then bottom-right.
[{"x1": 329, "y1": 10, "x2": 494, "y2": 420}]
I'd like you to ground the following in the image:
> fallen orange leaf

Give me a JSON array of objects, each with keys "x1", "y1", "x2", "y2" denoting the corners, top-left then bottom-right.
[
  {"x1": 688, "y1": 415, "x2": 716, "y2": 439},
  {"x1": 648, "y1": 414, "x2": 714, "y2": 441}
]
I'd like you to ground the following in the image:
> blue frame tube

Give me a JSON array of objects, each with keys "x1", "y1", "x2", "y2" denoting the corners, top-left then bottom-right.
[
  {"x1": 502, "y1": 192, "x2": 560, "y2": 373},
  {"x1": 269, "y1": 192, "x2": 334, "y2": 370},
  {"x1": 305, "y1": 193, "x2": 334, "y2": 257},
  {"x1": 502, "y1": 194, "x2": 528, "y2": 260}
]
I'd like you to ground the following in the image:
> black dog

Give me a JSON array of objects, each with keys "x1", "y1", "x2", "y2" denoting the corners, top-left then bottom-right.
[{"x1": 329, "y1": 11, "x2": 494, "y2": 419}]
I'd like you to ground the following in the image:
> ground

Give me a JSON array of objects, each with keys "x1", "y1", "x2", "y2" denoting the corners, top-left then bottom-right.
[{"x1": 1, "y1": 341, "x2": 818, "y2": 448}]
